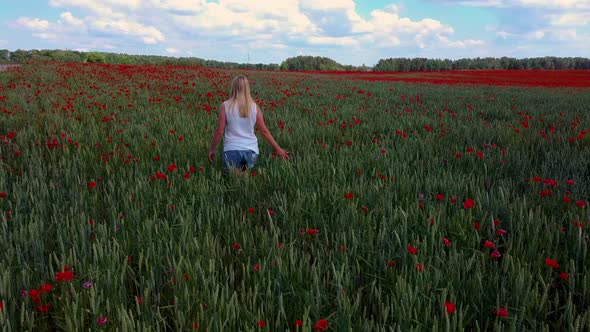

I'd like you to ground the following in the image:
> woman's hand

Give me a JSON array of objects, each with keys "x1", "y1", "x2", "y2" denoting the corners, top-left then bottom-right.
[
  {"x1": 275, "y1": 148, "x2": 290, "y2": 160},
  {"x1": 208, "y1": 150, "x2": 215, "y2": 163}
]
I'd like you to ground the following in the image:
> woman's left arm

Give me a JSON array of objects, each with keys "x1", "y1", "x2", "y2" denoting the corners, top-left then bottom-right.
[{"x1": 209, "y1": 103, "x2": 227, "y2": 162}]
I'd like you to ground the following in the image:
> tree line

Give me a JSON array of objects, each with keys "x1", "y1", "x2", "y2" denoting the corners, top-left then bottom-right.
[{"x1": 1, "y1": 49, "x2": 589, "y2": 71}]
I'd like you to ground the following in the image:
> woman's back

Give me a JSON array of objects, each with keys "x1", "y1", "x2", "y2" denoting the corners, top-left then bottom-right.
[{"x1": 223, "y1": 100, "x2": 258, "y2": 154}]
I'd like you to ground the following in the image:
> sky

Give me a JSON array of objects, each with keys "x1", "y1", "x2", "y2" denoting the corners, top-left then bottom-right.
[{"x1": 0, "y1": 0, "x2": 588, "y2": 66}]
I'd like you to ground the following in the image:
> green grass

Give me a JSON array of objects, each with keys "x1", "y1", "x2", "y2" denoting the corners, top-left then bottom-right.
[{"x1": 0, "y1": 63, "x2": 589, "y2": 331}]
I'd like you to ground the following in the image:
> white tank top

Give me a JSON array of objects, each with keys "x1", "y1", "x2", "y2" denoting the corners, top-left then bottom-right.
[{"x1": 223, "y1": 100, "x2": 259, "y2": 154}]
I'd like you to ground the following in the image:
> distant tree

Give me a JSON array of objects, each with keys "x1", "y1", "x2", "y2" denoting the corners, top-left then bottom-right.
[
  {"x1": 280, "y1": 56, "x2": 344, "y2": 71},
  {"x1": 0, "y1": 49, "x2": 9, "y2": 62},
  {"x1": 86, "y1": 52, "x2": 106, "y2": 63},
  {"x1": 10, "y1": 49, "x2": 32, "y2": 63}
]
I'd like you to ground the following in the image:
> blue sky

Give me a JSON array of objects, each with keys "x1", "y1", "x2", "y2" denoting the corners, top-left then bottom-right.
[{"x1": 0, "y1": 0, "x2": 588, "y2": 65}]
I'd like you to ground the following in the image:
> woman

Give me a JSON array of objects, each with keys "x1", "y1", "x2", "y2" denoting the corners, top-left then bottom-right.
[{"x1": 208, "y1": 75, "x2": 289, "y2": 172}]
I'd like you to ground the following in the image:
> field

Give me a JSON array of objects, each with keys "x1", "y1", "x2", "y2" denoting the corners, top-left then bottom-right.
[{"x1": 0, "y1": 63, "x2": 589, "y2": 331}]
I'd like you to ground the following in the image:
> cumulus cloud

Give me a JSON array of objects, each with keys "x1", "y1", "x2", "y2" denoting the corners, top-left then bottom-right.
[
  {"x1": 15, "y1": 17, "x2": 51, "y2": 30},
  {"x1": 10, "y1": 0, "x2": 488, "y2": 63}
]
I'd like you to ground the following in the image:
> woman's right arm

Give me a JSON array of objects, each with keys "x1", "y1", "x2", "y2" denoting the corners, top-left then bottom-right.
[{"x1": 255, "y1": 105, "x2": 289, "y2": 160}]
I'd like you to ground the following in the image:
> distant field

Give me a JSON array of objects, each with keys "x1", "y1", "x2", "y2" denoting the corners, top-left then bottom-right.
[{"x1": 0, "y1": 63, "x2": 589, "y2": 331}]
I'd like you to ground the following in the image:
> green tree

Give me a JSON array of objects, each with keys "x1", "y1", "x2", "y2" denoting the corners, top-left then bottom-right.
[{"x1": 86, "y1": 52, "x2": 106, "y2": 63}]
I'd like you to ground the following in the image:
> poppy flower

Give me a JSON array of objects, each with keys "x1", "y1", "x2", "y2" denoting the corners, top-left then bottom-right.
[
  {"x1": 193, "y1": 323, "x2": 200, "y2": 330},
  {"x1": 484, "y1": 240, "x2": 495, "y2": 248},
  {"x1": 442, "y1": 238, "x2": 451, "y2": 247},
  {"x1": 307, "y1": 228, "x2": 320, "y2": 235},
  {"x1": 344, "y1": 192, "x2": 354, "y2": 200},
  {"x1": 387, "y1": 260, "x2": 395, "y2": 267},
  {"x1": 257, "y1": 320, "x2": 265, "y2": 328},
  {"x1": 247, "y1": 207, "x2": 255, "y2": 213},
  {"x1": 294, "y1": 319, "x2": 303, "y2": 327},
  {"x1": 436, "y1": 194, "x2": 444, "y2": 201},
  {"x1": 97, "y1": 316, "x2": 108, "y2": 325},
  {"x1": 445, "y1": 302, "x2": 456, "y2": 314},
  {"x1": 407, "y1": 245, "x2": 419, "y2": 255},
  {"x1": 167, "y1": 164, "x2": 177, "y2": 173},
  {"x1": 491, "y1": 250, "x2": 502, "y2": 259},
  {"x1": 313, "y1": 319, "x2": 329, "y2": 331},
  {"x1": 40, "y1": 284, "x2": 53, "y2": 293},
  {"x1": 415, "y1": 263, "x2": 424, "y2": 271},
  {"x1": 0, "y1": 192, "x2": 6, "y2": 198},
  {"x1": 496, "y1": 308, "x2": 508, "y2": 317},
  {"x1": 545, "y1": 258, "x2": 559, "y2": 269},
  {"x1": 576, "y1": 200, "x2": 587, "y2": 208},
  {"x1": 496, "y1": 229, "x2": 508, "y2": 236},
  {"x1": 88, "y1": 181, "x2": 97, "y2": 189},
  {"x1": 559, "y1": 272, "x2": 569, "y2": 282},
  {"x1": 463, "y1": 198, "x2": 476, "y2": 209},
  {"x1": 253, "y1": 264, "x2": 261, "y2": 271},
  {"x1": 55, "y1": 271, "x2": 75, "y2": 282}
]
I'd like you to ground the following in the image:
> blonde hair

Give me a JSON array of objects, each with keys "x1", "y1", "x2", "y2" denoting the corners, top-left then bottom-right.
[{"x1": 229, "y1": 75, "x2": 253, "y2": 118}]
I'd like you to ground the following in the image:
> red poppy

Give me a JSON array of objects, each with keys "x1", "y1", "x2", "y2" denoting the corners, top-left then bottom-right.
[
  {"x1": 463, "y1": 198, "x2": 476, "y2": 209},
  {"x1": 484, "y1": 240, "x2": 495, "y2": 248},
  {"x1": 313, "y1": 319, "x2": 329, "y2": 331},
  {"x1": 88, "y1": 181, "x2": 97, "y2": 189},
  {"x1": 247, "y1": 207, "x2": 256, "y2": 213},
  {"x1": 55, "y1": 271, "x2": 75, "y2": 282},
  {"x1": 415, "y1": 263, "x2": 424, "y2": 271},
  {"x1": 233, "y1": 243, "x2": 240, "y2": 249},
  {"x1": 167, "y1": 164, "x2": 177, "y2": 173},
  {"x1": 307, "y1": 228, "x2": 320, "y2": 235},
  {"x1": 474, "y1": 222, "x2": 481, "y2": 230},
  {"x1": 0, "y1": 300, "x2": 3, "y2": 312},
  {"x1": 559, "y1": 272, "x2": 569, "y2": 282},
  {"x1": 496, "y1": 308, "x2": 508, "y2": 317},
  {"x1": 491, "y1": 250, "x2": 502, "y2": 259},
  {"x1": 576, "y1": 200, "x2": 587, "y2": 208},
  {"x1": 442, "y1": 238, "x2": 451, "y2": 247},
  {"x1": 0, "y1": 192, "x2": 6, "y2": 198},
  {"x1": 387, "y1": 260, "x2": 395, "y2": 267},
  {"x1": 253, "y1": 264, "x2": 261, "y2": 271},
  {"x1": 450, "y1": 197, "x2": 457, "y2": 204},
  {"x1": 40, "y1": 284, "x2": 53, "y2": 293},
  {"x1": 566, "y1": 179, "x2": 575, "y2": 185},
  {"x1": 344, "y1": 192, "x2": 354, "y2": 200},
  {"x1": 37, "y1": 303, "x2": 51, "y2": 313},
  {"x1": 192, "y1": 322, "x2": 200, "y2": 330},
  {"x1": 496, "y1": 229, "x2": 508, "y2": 236},
  {"x1": 294, "y1": 319, "x2": 303, "y2": 327},
  {"x1": 436, "y1": 194, "x2": 444, "y2": 201},
  {"x1": 407, "y1": 245, "x2": 419, "y2": 255},
  {"x1": 545, "y1": 258, "x2": 559, "y2": 269},
  {"x1": 445, "y1": 302, "x2": 456, "y2": 314},
  {"x1": 257, "y1": 320, "x2": 265, "y2": 328}
]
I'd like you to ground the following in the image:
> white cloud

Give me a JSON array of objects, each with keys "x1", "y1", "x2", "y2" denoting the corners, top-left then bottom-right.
[
  {"x1": 446, "y1": 0, "x2": 590, "y2": 9},
  {"x1": 10, "y1": 0, "x2": 497, "y2": 63},
  {"x1": 59, "y1": 12, "x2": 84, "y2": 27},
  {"x1": 15, "y1": 17, "x2": 50, "y2": 30},
  {"x1": 548, "y1": 12, "x2": 590, "y2": 26},
  {"x1": 91, "y1": 17, "x2": 165, "y2": 44}
]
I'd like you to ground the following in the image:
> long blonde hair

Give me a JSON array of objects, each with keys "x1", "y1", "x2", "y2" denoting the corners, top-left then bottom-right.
[{"x1": 228, "y1": 75, "x2": 253, "y2": 118}]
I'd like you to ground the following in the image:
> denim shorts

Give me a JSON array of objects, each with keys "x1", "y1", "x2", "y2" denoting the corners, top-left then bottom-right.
[{"x1": 222, "y1": 150, "x2": 258, "y2": 171}]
